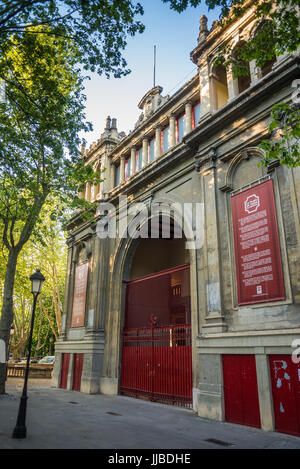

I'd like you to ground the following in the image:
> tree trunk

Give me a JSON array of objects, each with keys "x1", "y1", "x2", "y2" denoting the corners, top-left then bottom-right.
[{"x1": 0, "y1": 248, "x2": 19, "y2": 394}]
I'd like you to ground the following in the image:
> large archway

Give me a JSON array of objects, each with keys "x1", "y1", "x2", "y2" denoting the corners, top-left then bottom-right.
[{"x1": 119, "y1": 218, "x2": 193, "y2": 407}]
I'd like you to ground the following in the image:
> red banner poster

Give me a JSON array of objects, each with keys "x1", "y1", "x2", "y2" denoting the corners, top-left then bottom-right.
[
  {"x1": 231, "y1": 179, "x2": 285, "y2": 305},
  {"x1": 71, "y1": 262, "x2": 89, "y2": 327}
]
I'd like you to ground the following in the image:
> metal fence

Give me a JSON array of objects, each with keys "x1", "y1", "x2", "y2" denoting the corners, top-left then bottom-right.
[{"x1": 120, "y1": 324, "x2": 192, "y2": 408}]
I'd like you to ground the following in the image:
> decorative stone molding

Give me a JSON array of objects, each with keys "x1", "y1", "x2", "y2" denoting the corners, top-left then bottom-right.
[
  {"x1": 197, "y1": 15, "x2": 209, "y2": 43},
  {"x1": 194, "y1": 146, "x2": 217, "y2": 172},
  {"x1": 73, "y1": 239, "x2": 92, "y2": 264},
  {"x1": 219, "y1": 147, "x2": 266, "y2": 192}
]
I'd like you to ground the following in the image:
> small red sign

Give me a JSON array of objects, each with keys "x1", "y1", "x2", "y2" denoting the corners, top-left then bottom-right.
[
  {"x1": 231, "y1": 179, "x2": 285, "y2": 305},
  {"x1": 71, "y1": 262, "x2": 89, "y2": 327}
]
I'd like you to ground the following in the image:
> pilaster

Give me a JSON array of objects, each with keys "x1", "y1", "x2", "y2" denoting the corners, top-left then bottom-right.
[
  {"x1": 199, "y1": 61, "x2": 212, "y2": 116},
  {"x1": 196, "y1": 147, "x2": 227, "y2": 333}
]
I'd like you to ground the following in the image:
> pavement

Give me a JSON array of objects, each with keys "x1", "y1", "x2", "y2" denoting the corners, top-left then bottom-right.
[{"x1": 1, "y1": 378, "x2": 300, "y2": 451}]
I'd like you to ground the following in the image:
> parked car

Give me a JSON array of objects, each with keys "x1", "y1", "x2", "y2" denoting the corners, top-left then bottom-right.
[{"x1": 38, "y1": 356, "x2": 55, "y2": 364}]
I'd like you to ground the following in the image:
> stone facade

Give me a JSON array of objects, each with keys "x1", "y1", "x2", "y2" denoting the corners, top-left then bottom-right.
[{"x1": 52, "y1": 10, "x2": 300, "y2": 434}]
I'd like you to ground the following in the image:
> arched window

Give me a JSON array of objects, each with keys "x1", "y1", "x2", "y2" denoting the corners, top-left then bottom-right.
[
  {"x1": 232, "y1": 42, "x2": 251, "y2": 94},
  {"x1": 251, "y1": 21, "x2": 276, "y2": 78},
  {"x1": 260, "y1": 57, "x2": 276, "y2": 78}
]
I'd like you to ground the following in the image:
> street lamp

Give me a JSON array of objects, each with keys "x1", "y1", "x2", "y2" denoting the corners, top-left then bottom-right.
[{"x1": 12, "y1": 269, "x2": 45, "y2": 439}]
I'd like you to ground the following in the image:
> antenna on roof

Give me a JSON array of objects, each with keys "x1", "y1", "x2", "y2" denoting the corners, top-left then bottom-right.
[{"x1": 153, "y1": 45, "x2": 156, "y2": 88}]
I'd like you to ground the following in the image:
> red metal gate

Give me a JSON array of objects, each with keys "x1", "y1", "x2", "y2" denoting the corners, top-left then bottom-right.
[
  {"x1": 223, "y1": 354, "x2": 261, "y2": 428},
  {"x1": 120, "y1": 264, "x2": 192, "y2": 407},
  {"x1": 72, "y1": 353, "x2": 84, "y2": 392},
  {"x1": 269, "y1": 355, "x2": 300, "y2": 436},
  {"x1": 121, "y1": 264, "x2": 192, "y2": 407},
  {"x1": 60, "y1": 353, "x2": 70, "y2": 389},
  {"x1": 120, "y1": 324, "x2": 192, "y2": 407}
]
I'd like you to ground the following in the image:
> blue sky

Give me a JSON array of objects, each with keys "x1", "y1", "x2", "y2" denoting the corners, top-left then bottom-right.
[{"x1": 81, "y1": 0, "x2": 220, "y2": 148}]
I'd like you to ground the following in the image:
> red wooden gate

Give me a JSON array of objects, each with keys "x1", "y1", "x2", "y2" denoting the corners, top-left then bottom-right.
[
  {"x1": 223, "y1": 354, "x2": 261, "y2": 428},
  {"x1": 60, "y1": 353, "x2": 70, "y2": 389},
  {"x1": 120, "y1": 324, "x2": 192, "y2": 407},
  {"x1": 72, "y1": 353, "x2": 84, "y2": 392},
  {"x1": 269, "y1": 355, "x2": 300, "y2": 436}
]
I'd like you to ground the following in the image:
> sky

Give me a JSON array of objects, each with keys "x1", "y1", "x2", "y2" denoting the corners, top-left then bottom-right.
[{"x1": 81, "y1": 0, "x2": 221, "y2": 148}]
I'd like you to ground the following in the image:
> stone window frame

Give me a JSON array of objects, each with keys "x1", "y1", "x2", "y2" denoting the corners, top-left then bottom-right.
[
  {"x1": 67, "y1": 240, "x2": 92, "y2": 332},
  {"x1": 222, "y1": 148, "x2": 293, "y2": 310}
]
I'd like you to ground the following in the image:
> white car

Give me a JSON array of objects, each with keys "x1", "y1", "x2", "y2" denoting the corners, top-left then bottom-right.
[{"x1": 38, "y1": 356, "x2": 55, "y2": 364}]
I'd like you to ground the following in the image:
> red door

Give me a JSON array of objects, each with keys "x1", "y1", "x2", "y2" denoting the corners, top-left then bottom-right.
[
  {"x1": 269, "y1": 355, "x2": 300, "y2": 436},
  {"x1": 223, "y1": 354, "x2": 261, "y2": 428},
  {"x1": 72, "y1": 354, "x2": 84, "y2": 392},
  {"x1": 60, "y1": 353, "x2": 70, "y2": 389}
]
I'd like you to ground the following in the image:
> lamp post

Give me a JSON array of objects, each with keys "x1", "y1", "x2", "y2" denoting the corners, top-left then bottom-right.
[{"x1": 12, "y1": 269, "x2": 45, "y2": 439}]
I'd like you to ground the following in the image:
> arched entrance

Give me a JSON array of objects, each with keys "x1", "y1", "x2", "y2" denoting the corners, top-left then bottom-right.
[{"x1": 120, "y1": 220, "x2": 192, "y2": 408}]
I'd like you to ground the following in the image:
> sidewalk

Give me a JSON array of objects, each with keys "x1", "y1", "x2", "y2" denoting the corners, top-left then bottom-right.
[{"x1": 1, "y1": 378, "x2": 300, "y2": 450}]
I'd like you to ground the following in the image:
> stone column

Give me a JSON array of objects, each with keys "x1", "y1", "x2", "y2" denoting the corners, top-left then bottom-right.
[
  {"x1": 249, "y1": 59, "x2": 260, "y2": 84},
  {"x1": 120, "y1": 155, "x2": 125, "y2": 184},
  {"x1": 101, "y1": 154, "x2": 109, "y2": 194},
  {"x1": 198, "y1": 354, "x2": 225, "y2": 421},
  {"x1": 130, "y1": 147, "x2": 136, "y2": 177},
  {"x1": 90, "y1": 184, "x2": 95, "y2": 202},
  {"x1": 110, "y1": 162, "x2": 115, "y2": 188},
  {"x1": 198, "y1": 148, "x2": 227, "y2": 333},
  {"x1": 185, "y1": 101, "x2": 192, "y2": 134},
  {"x1": 142, "y1": 137, "x2": 148, "y2": 168},
  {"x1": 155, "y1": 126, "x2": 161, "y2": 159},
  {"x1": 199, "y1": 61, "x2": 212, "y2": 116},
  {"x1": 99, "y1": 168, "x2": 104, "y2": 198},
  {"x1": 210, "y1": 72, "x2": 219, "y2": 112},
  {"x1": 94, "y1": 163, "x2": 101, "y2": 199},
  {"x1": 169, "y1": 114, "x2": 176, "y2": 148},
  {"x1": 226, "y1": 65, "x2": 239, "y2": 101},
  {"x1": 85, "y1": 182, "x2": 91, "y2": 202},
  {"x1": 255, "y1": 354, "x2": 275, "y2": 431}
]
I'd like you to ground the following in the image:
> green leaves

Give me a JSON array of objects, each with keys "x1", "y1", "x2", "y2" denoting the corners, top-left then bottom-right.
[
  {"x1": 0, "y1": 25, "x2": 99, "y2": 251},
  {"x1": 259, "y1": 103, "x2": 300, "y2": 168},
  {"x1": 0, "y1": 1, "x2": 145, "y2": 78}
]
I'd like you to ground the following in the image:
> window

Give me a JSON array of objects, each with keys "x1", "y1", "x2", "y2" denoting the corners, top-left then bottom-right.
[
  {"x1": 176, "y1": 113, "x2": 186, "y2": 143},
  {"x1": 162, "y1": 126, "x2": 169, "y2": 154},
  {"x1": 125, "y1": 157, "x2": 131, "y2": 180},
  {"x1": 192, "y1": 102, "x2": 201, "y2": 129},
  {"x1": 211, "y1": 64, "x2": 229, "y2": 110},
  {"x1": 136, "y1": 147, "x2": 143, "y2": 171},
  {"x1": 260, "y1": 58, "x2": 276, "y2": 78},
  {"x1": 232, "y1": 42, "x2": 251, "y2": 94},
  {"x1": 149, "y1": 137, "x2": 156, "y2": 162},
  {"x1": 114, "y1": 164, "x2": 120, "y2": 187}
]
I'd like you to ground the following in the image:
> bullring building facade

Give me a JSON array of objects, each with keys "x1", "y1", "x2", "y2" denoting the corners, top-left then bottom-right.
[{"x1": 52, "y1": 9, "x2": 300, "y2": 437}]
